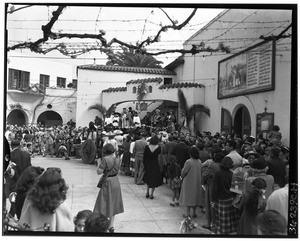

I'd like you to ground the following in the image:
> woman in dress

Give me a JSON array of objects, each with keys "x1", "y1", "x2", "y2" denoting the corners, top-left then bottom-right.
[
  {"x1": 93, "y1": 143, "x2": 124, "y2": 233},
  {"x1": 211, "y1": 156, "x2": 239, "y2": 235},
  {"x1": 81, "y1": 122, "x2": 97, "y2": 164},
  {"x1": 179, "y1": 146, "x2": 203, "y2": 218},
  {"x1": 19, "y1": 167, "x2": 74, "y2": 231},
  {"x1": 143, "y1": 135, "x2": 163, "y2": 199}
]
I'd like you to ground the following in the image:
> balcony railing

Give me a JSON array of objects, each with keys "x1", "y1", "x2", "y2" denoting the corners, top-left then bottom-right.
[{"x1": 8, "y1": 83, "x2": 45, "y2": 94}]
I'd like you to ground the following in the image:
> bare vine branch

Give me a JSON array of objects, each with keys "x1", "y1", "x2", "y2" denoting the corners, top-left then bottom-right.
[
  {"x1": 7, "y1": 6, "x2": 230, "y2": 59},
  {"x1": 259, "y1": 23, "x2": 292, "y2": 41},
  {"x1": 7, "y1": 5, "x2": 33, "y2": 14}
]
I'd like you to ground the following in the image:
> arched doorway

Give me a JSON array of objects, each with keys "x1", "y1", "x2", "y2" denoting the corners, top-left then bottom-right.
[
  {"x1": 233, "y1": 105, "x2": 251, "y2": 137},
  {"x1": 7, "y1": 109, "x2": 27, "y2": 126},
  {"x1": 221, "y1": 108, "x2": 232, "y2": 135},
  {"x1": 37, "y1": 111, "x2": 63, "y2": 127}
]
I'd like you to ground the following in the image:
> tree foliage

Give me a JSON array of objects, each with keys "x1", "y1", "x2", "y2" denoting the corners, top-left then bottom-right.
[
  {"x1": 177, "y1": 88, "x2": 210, "y2": 133},
  {"x1": 106, "y1": 47, "x2": 163, "y2": 68}
]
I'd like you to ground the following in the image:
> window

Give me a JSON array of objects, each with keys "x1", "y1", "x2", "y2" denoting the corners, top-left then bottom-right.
[
  {"x1": 163, "y1": 78, "x2": 172, "y2": 85},
  {"x1": 40, "y1": 74, "x2": 50, "y2": 88},
  {"x1": 8, "y1": 68, "x2": 30, "y2": 90},
  {"x1": 133, "y1": 86, "x2": 136, "y2": 93},
  {"x1": 148, "y1": 86, "x2": 152, "y2": 93},
  {"x1": 57, "y1": 77, "x2": 66, "y2": 88}
]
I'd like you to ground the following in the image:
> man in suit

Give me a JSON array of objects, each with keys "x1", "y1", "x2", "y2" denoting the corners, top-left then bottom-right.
[
  {"x1": 133, "y1": 133, "x2": 148, "y2": 185},
  {"x1": 7, "y1": 139, "x2": 31, "y2": 217},
  {"x1": 173, "y1": 136, "x2": 190, "y2": 169}
]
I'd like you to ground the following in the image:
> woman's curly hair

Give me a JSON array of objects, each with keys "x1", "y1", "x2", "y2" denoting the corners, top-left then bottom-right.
[
  {"x1": 15, "y1": 166, "x2": 45, "y2": 193},
  {"x1": 27, "y1": 167, "x2": 68, "y2": 214}
]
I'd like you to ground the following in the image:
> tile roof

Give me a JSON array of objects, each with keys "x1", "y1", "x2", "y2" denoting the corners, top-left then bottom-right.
[
  {"x1": 159, "y1": 82, "x2": 205, "y2": 89},
  {"x1": 102, "y1": 87, "x2": 127, "y2": 93},
  {"x1": 164, "y1": 55, "x2": 185, "y2": 70},
  {"x1": 126, "y1": 77, "x2": 163, "y2": 85},
  {"x1": 78, "y1": 64, "x2": 176, "y2": 75}
]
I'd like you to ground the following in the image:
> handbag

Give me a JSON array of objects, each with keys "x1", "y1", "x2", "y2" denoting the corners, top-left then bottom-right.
[{"x1": 97, "y1": 157, "x2": 116, "y2": 188}]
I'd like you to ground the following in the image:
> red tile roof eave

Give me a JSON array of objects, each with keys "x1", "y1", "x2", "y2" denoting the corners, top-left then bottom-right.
[{"x1": 77, "y1": 65, "x2": 176, "y2": 75}]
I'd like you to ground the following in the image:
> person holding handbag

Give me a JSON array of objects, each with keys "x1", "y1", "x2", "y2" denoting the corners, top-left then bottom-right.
[{"x1": 93, "y1": 143, "x2": 124, "y2": 233}]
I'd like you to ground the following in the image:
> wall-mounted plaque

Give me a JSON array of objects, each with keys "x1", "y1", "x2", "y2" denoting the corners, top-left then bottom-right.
[{"x1": 218, "y1": 40, "x2": 275, "y2": 99}]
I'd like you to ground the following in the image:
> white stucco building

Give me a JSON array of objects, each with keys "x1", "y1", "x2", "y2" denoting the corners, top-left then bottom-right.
[
  {"x1": 6, "y1": 53, "x2": 77, "y2": 126},
  {"x1": 173, "y1": 9, "x2": 292, "y2": 146},
  {"x1": 75, "y1": 9, "x2": 292, "y2": 147},
  {"x1": 76, "y1": 65, "x2": 176, "y2": 127}
]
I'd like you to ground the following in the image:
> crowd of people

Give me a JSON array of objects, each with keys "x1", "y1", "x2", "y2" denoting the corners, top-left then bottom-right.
[{"x1": 3, "y1": 108, "x2": 290, "y2": 235}]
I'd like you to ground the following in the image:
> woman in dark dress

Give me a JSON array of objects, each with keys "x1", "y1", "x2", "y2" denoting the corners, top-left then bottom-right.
[
  {"x1": 120, "y1": 134, "x2": 131, "y2": 175},
  {"x1": 143, "y1": 135, "x2": 163, "y2": 199},
  {"x1": 81, "y1": 122, "x2": 97, "y2": 164}
]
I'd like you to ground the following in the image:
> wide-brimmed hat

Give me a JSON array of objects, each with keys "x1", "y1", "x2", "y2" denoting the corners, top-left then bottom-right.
[
  {"x1": 113, "y1": 129, "x2": 123, "y2": 135},
  {"x1": 244, "y1": 151, "x2": 259, "y2": 159},
  {"x1": 103, "y1": 131, "x2": 116, "y2": 137},
  {"x1": 220, "y1": 156, "x2": 234, "y2": 169}
]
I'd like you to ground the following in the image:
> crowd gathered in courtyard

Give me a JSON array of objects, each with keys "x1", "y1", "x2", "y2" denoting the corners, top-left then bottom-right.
[{"x1": 3, "y1": 107, "x2": 290, "y2": 235}]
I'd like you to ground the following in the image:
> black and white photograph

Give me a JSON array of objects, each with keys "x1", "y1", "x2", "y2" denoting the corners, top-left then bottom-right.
[{"x1": 2, "y1": 1, "x2": 297, "y2": 238}]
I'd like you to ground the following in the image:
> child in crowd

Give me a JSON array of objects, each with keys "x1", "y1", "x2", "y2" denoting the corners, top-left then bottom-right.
[
  {"x1": 73, "y1": 209, "x2": 93, "y2": 232},
  {"x1": 167, "y1": 155, "x2": 182, "y2": 207},
  {"x1": 84, "y1": 213, "x2": 110, "y2": 233}
]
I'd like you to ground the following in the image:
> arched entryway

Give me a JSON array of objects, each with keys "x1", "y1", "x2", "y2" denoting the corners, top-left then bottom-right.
[
  {"x1": 37, "y1": 111, "x2": 63, "y2": 127},
  {"x1": 221, "y1": 108, "x2": 232, "y2": 134},
  {"x1": 233, "y1": 105, "x2": 251, "y2": 137},
  {"x1": 7, "y1": 109, "x2": 27, "y2": 126}
]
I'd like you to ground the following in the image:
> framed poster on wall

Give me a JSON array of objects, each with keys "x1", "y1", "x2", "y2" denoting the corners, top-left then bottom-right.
[
  {"x1": 218, "y1": 40, "x2": 275, "y2": 99},
  {"x1": 256, "y1": 112, "x2": 274, "y2": 139}
]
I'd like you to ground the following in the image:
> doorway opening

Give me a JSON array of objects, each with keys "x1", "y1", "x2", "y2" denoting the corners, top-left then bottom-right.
[{"x1": 233, "y1": 105, "x2": 251, "y2": 137}]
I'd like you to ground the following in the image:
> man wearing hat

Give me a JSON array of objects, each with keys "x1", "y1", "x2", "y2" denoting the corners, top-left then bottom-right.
[
  {"x1": 244, "y1": 151, "x2": 259, "y2": 165},
  {"x1": 6, "y1": 139, "x2": 32, "y2": 217}
]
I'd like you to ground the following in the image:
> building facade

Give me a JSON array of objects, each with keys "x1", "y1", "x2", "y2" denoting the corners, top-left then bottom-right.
[
  {"x1": 76, "y1": 65, "x2": 176, "y2": 127},
  {"x1": 172, "y1": 9, "x2": 292, "y2": 146},
  {"x1": 6, "y1": 53, "x2": 76, "y2": 127}
]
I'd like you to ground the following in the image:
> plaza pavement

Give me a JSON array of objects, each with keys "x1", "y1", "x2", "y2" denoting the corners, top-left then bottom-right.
[{"x1": 31, "y1": 155, "x2": 212, "y2": 236}]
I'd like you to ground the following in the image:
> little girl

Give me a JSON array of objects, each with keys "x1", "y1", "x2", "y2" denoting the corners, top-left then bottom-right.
[
  {"x1": 167, "y1": 155, "x2": 182, "y2": 206},
  {"x1": 74, "y1": 210, "x2": 93, "y2": 232}
]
